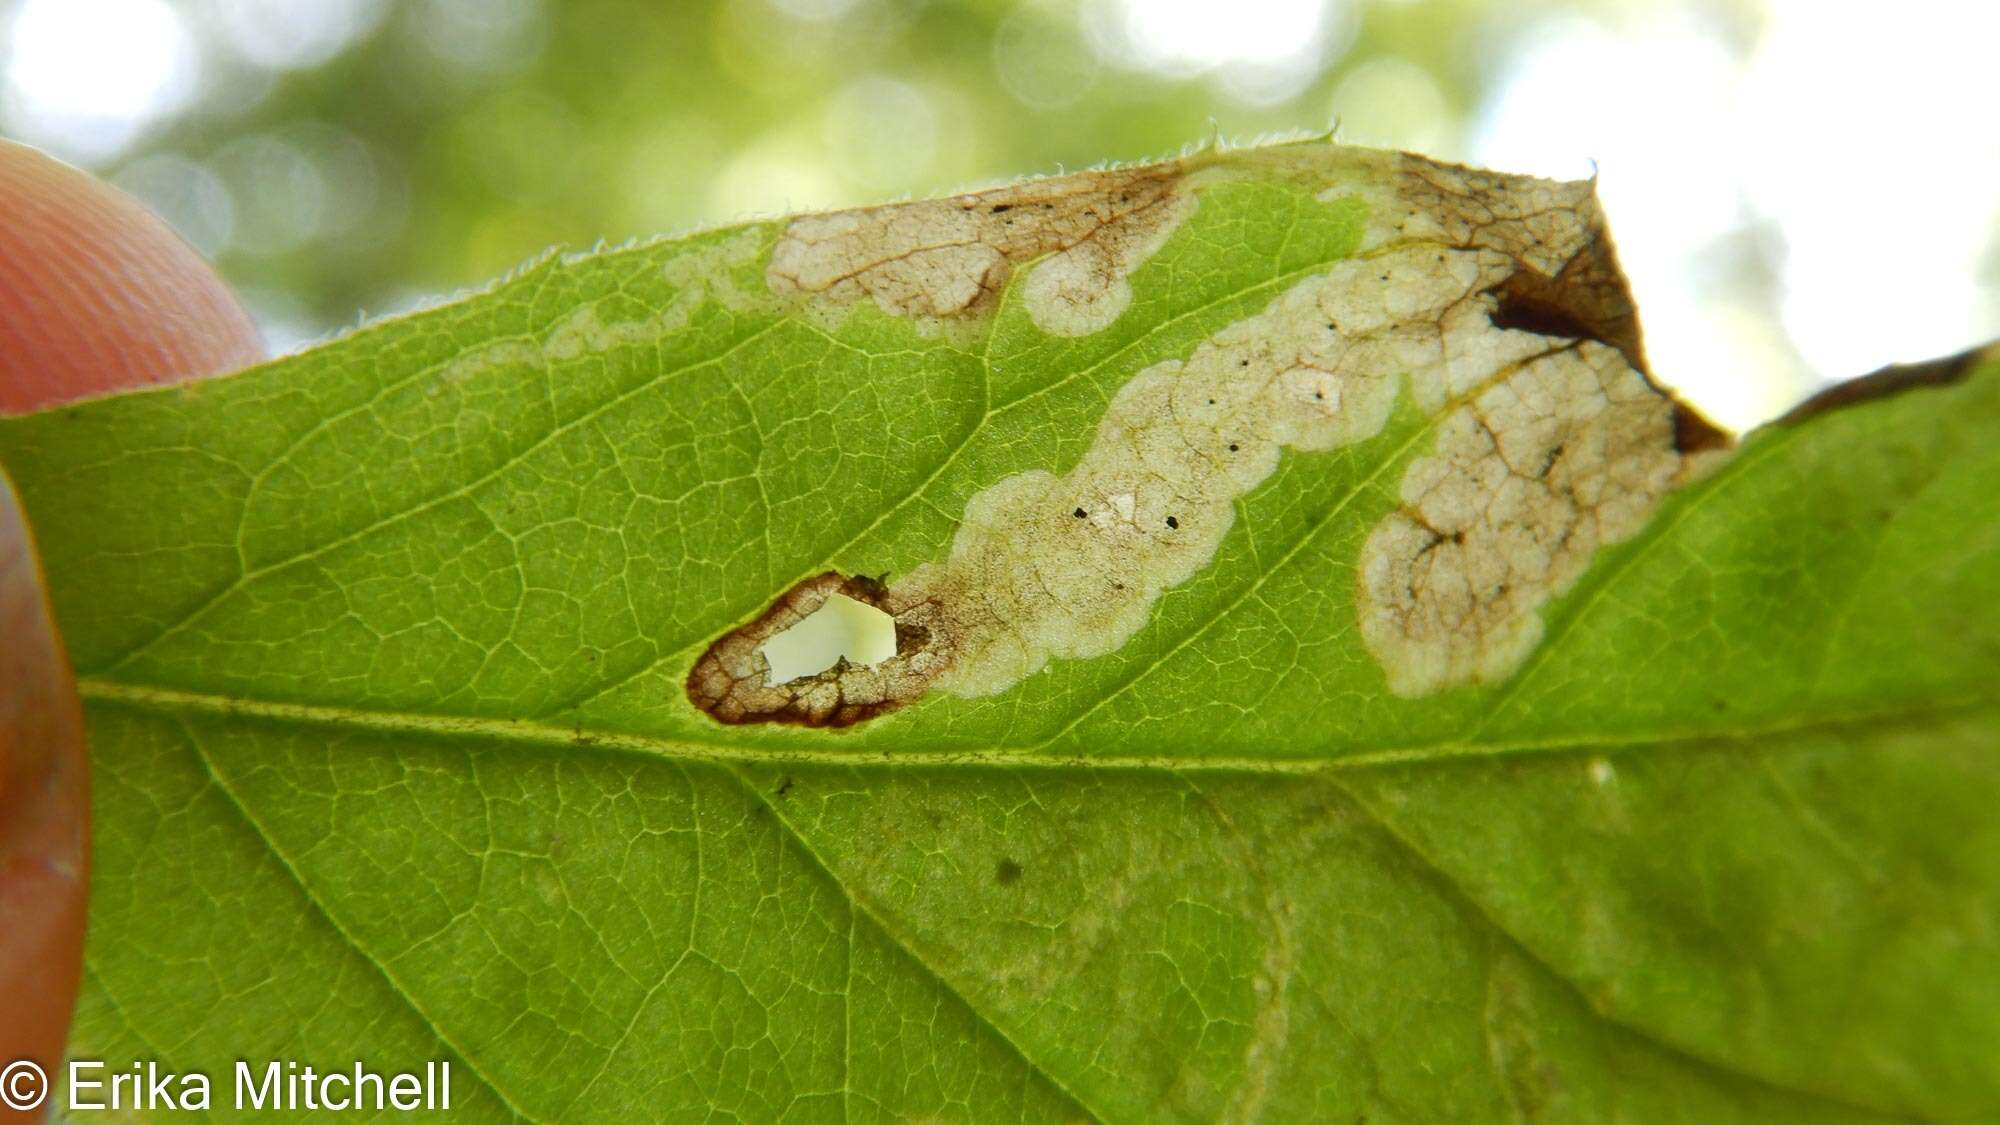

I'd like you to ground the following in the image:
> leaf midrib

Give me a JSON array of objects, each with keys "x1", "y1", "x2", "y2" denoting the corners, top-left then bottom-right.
[
  {"x1": 133, "y1": 688, "x2": 1111, "y2": 1123},
  {"x1": 99, "y1": 676, "x2": 1953, "y2": 1124},
  {"x1": 76, "y1": 675, "x2": 1997, "y2": 776}
]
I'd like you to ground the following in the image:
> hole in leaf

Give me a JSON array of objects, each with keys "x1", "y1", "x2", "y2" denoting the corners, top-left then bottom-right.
[{"x1": 758, "y1": 593, "x2": 896, "y2": 685}]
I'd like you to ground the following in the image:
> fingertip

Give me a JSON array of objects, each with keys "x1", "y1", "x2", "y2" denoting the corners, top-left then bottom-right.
[
  {"x1": 0, "y1": 471, "x2": 87, "y2": 1083},
  {"x1": 0, "y1": 140, "x2": 266, "y2": 414}
]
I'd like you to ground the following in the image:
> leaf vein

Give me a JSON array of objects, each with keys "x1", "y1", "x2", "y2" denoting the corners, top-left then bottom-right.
[
  {"x1": 166, "y1": 716, "x2": 545, "y2": 1124},
  {"x1": 1331, "y1": 774, "x2": 1919, "y2": 1120},
  {"x1": 720, "y1": 764, "x2": 1109, "y2": 1124}
]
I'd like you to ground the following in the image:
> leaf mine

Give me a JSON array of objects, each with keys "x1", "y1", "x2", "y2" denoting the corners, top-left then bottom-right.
[
  {"x1": 765, "y1": 162, "x2": 1195, "y2": 336},
  {"x1": 691, "y1": 146, "x2": 1727, "y2": 725},
  {"x1": 3, "y1": 123, "x2": 1995, "y2": 1122}
]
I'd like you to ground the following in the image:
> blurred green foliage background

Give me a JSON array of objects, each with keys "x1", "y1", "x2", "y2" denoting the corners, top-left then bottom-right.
[{"x1": 2, "y1": 0, "x2": 1996, "y2": 428}]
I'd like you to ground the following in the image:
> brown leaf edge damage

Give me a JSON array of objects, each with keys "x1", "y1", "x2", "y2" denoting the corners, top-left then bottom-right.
[
  {"x1": 1482, "y1": 219, "x2": 1729, "y2": 457},
  {"x1": 1776, "y1": 343, "x2": 1993, "y2": 425}
]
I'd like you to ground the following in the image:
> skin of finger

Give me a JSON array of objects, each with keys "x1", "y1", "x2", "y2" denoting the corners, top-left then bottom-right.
[
  {"x1": 0, "y1": 141, "x2": 266, "y2": 1111},
  {"x1": 0, "y1": 472, "x2": 87, "y2": 1111},
  {"x1": 0, "y1": 139, "x2": 263, "y2": 414}
]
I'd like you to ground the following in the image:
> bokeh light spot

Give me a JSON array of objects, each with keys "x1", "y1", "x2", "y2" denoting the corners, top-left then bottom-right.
[
  {"x1": 1330, "y1": 57, "x2": 1449, "y2": 155},
  {"x1": 993, "y1": 6, "x2": 1099, "y2": 111},
  {"x1": 1104, "y1": 0, "x2": 1326, "y2": 71},
  {"x1": 0, "y1": 0, "x2": 197, "y2": 161},
  {"x1": 211, "y1": 134, "x2": 328, "y2": 254},
  {"x1": 1088, "y1": 0, "x2": 1348, "y2": 107},
  {"x1": 823, "y1": 75, "x2": 940, "y2": 196},
  {"x1": 211, "y1": 0, "x2": 388, "y2": 71},
  {"x1": 766, "y1": 0, "x2": 867, "y2": 24},
  {"x1": 110, "y1": 153, "x2": 235, "y2": 256},
  {"x1": 407, "y1": 0, "x2": 546, "y2": 74},
  {"x1": 710, "y1": 130, "x2": 845, "y2": 220}
]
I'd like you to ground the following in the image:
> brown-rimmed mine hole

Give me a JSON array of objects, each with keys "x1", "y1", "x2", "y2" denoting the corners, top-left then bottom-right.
[{"x1": 686, "y1": 572, "x2": 949, "y2": 727}]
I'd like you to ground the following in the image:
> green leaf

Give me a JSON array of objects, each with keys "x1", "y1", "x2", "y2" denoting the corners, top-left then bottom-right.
[{"x1": 3, "y1": 139, "x2": 1996, "y2": 1121}]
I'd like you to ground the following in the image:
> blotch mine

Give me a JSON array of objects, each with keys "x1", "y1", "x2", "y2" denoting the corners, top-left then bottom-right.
[
  {"x1": 765, "y1": 162, "x2": 1194, "y2": 336},
  {"x1": 1356, "y1": 341, "x2": 1695, "y2": 696}
]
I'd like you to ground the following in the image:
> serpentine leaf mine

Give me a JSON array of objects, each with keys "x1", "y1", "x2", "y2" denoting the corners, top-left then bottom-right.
[{"x1": 689, "y1": 145, "x2": 1727, "y2": 725}]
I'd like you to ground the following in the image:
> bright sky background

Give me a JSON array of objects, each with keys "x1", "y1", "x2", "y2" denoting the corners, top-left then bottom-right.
[
  {"x1": 2, "y1": 0, "x2": 1996, "y2": 431},
  {"x1": 1467, "y1": 0, "x2": 2000, "y2": 427}
]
